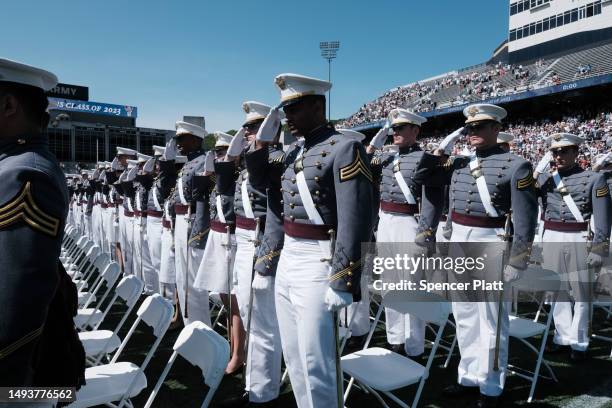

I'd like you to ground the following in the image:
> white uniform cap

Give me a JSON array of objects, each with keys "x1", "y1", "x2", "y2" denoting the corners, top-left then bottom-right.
[
  {"x1": 153, "y1": 145, "x2": 165, "y2": 157},
  {"x1": 337, "y1": 129, "x2": 366, "y2": 143},
  {"x1": 242, "y1": 101, "x2": 272, "y2": 126},
  {"x1": 214, "y1": 131, "x2": 233, "y2": 148},
  {"x1": 274, "y1": 73, "x2": 331, "y2": 107},
  {"x1": 175, "y1": 155, "x2": 188, "y2": 164},
  {"x1": 127, "y1": 159, "x2": 139, "y2": 170},
  {"x1": 104, "y1": 161, "x2": 112, "y2": 169},
  {"x1": 547, "y1": 133, "x2": 584, "y2": 149},
  {"x1": 175, "y1": 121, "x2": 207, "y2": 139},
  {"x1": 594, "y1": 152, "x2": 612, "y2": 170},
  {"x1": 116, "y1": 146, "x2": 137, "y2": 156},
  {"x1": 497, "y1": 132, "x2": 514, "y2": 144},
  {"x1": 388, "y1": 108, "x2": 427, "y2": 127},
  {"x1": 463, "y1": 104, "x2": 507, "y2": 124},
  {"x1": 137, "y1": 153, "x2": 152, "y2": 163},
  {"x1": 80, "y1": 170, "x2": 88, "y2": 175},
  {"x1": 0, "y1": 58, "x2": 58, "y2": 91}
]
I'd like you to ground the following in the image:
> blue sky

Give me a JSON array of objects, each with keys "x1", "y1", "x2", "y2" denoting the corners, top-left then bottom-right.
[{"x1": 4, "y1": 0, "x2": 508, "y2": 131}]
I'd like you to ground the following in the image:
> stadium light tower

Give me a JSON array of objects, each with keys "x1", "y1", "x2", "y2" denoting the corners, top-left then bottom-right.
[{"x1": 320, "y1": 41, "x2": 340, "y2": 121}]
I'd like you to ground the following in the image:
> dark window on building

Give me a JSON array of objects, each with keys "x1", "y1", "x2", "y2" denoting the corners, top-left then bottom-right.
[
  {"x1": 557, "y1": 14, "x2": 563, "y2": 27},
  {"x1": 45, "y1": 128, "x2": 71, "y2": 162},
  {"x1": 75, "y1": 126, "x2": 105, "y2": 163},
  {"x1": 510, "y1": 29, "x2": 517, "y2": 41},
  {"x1": 594, "y1": 1, "x2": 601, "y2": 14},
  {"x1": 108, "y1": 127, "x2": 137, "y2": 160},
  {"x1": 543, "y1": 17, "x2": 550, "y2": 31},
  {"x1": 564, "y1": 11, "x2": 571, "y2": 24},
  {"x1": 549, "y1": 15, "x2": 557, "y2": 28},
  {"x1": 510, "y1": 3, "x2": 518, "y2": 15},
  {"x1": 536, "y1": 21, "x2": 543, "y2": 33},
  {"x1": 586, "y1": 3, "x2": 594, "y2": 17},
  {"x1": 529, "y1": 23, "x2": 536, "y2": 35},
  {"x1": 570, "y1": 8, "x2": 578, "y2": 22},
  {"x1": 518, "y1": 1, "x2": 524, "y2": 12}
]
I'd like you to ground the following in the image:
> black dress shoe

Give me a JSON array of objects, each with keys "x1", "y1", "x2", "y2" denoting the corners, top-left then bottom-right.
[
  {"x1": 471, "y1": 394, "x2": 500, "y2": 408},
  {"x1": 545, "y1": 342, "x2": 570, "y2": 354},
  {"x1": 570, "y1": 349, "x2": 587, "y2": 362},
  {"x1": 390, "y1": 344, "x2": 406, "y2": 356},
  {"x1": 217, "y1": 392, "x2": 249, "y2": 408},
  {"x1": 442, "y1": 384, "x2": 479, "y2": 397}
]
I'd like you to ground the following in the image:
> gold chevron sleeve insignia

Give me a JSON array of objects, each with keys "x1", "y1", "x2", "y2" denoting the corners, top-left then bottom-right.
[
  {"x1": 517, "y1": 173, "x2": 534, "y2": 190},
  {"x1": 596, "y1": 185, "x2": 609, "y2": 198},
  {"x1": 340, "y1": 150, "x2": 373, "y2": 183},
  {"x1": 0, "y1": 182, "x2": 60, "y2": 237},
  {"x1": 329, "y1": 260, "x2": 361, "y2": 282}
]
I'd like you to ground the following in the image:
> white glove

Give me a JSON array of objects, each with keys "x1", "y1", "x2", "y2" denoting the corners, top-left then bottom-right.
[
  {"x1": 226, "y1": 128, "x2": 246, "y2": 159},
  {"x1": 439, "y1": 127, "x2": 464, "y2": 155},
  {"x1": 256, "y1": 108, "x2": 281, "y2": 142},
  {"x1": 369, "y1": 121, "x2": 390, "y2": 150},
  {"x1": 586, "y1": 252, "x2": 603, "y2": 268},
  {"x1": 535, "y1": 151, "x2": 553, "y2": 174},
  {"x1": 163, "y1": 138, "x2": 177, "y2": 161},
  {"x1": 126, "y1": 165, "x2": 138, "y2": 181},
  {"x1": 251, "y1": 274, "x2": 273, "y2": 291},
  {"x1": 503, "y1": 264, "x2": 523, "y2": 283},
  {"x1": 143, "y1": 157, "x2": 156, "y2": 174},
  {"x1": 593, "y1": 152, "x2": 611, "y2": 171},
  {"x1": 204, "y1": 151, "x2": 215, "y2": 173},
  {"x1": 324, "y1": 287, "x2": 353, "y2": 312},
  {"x1": 118, "y1": 170, "x2": 128, "y2": 183},
  {"x1": 110, "y1": 157, "x2": 121, "y2": 171},
  {"x1": 92, "y1": 168, "x2": 100, "y2": 180}
]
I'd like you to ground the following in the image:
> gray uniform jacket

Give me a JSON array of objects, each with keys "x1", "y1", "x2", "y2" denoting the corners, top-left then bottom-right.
[
  {"x1": 146, "y1": 160, "x2": 177, "y2": 213},
  {"x1": 172, "y1": 150, "x2": 210, "y2": 249},
  {"x1": 0, "y1": 133, "x2": 68, "y2": 384},
  {"x1": 370, "y1": 144, "x2": 444, "y2": 246},
  {"x1": 537, "y1": 165, "x2": 611, "y2": 256},
  {"x1": 417, "y1": 145, "x2": 538, "y2": 269},
  {"x1": 251, "y1": 124, "x2": 374, "y2": 299}
]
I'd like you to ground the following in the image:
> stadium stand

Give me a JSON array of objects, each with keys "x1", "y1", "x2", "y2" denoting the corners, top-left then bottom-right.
[{"x1": 338, "y1": 40, "x2": 612, "y2": 129}]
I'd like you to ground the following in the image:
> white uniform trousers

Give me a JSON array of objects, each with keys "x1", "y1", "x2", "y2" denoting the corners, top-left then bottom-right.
[
  {"x1": 159, "y1": 224, "x2": 177, "y2": 302},
  {"x1": 232, "y1": 227, "x2": 283, "y2": 403},
  {"x1": 146, "y1": 215, "x2": 163, "y2": 295},
  {"x1": 195, "y1": 229, "x2": 237, "y2": 294},
  {"x1": 449, "y1": 222, "x2": 509, "y2": 397},
  {"x1": 134, "y1": 216, "x2": 156, "y2": 293},
  {"x1": 376, "y1": 210, "x2": 425, "y2": 356},
  {"x1": 174, "y1": 217, "x2": 211, "y2": 326},
  {"x1": 91, "y1": 205, "x2": 99, "y2": 245},
  {"x1": 84, "y1": 213, "x2": 92, "y2": 240},
  {"x1": 275, "y1": 235, "x2": 338, "y2": 408},
  {"x1": 341, "y1": 281, "x2": 370, "y2": 337},
  {"x1": 103, "y1": 207, "x2": 116, "y2": 254},
  {"x1": 121, "y1": 212, "x2": 135, "y2": 275},
  {"x1": 542, "y1": 229, "x2": 590, "y2": 351}
]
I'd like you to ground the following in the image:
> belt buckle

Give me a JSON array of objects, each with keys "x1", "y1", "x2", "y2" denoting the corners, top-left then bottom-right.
[
  {"x1": 470, "y1": 166, "x2": 482, "y2": 179},
  {"x1": 557, "y1": 186, "x2": 569, "y2": 196}
]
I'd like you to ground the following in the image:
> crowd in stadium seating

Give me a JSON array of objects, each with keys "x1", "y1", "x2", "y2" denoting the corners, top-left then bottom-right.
[
  {"x1": 417, "y1": 105, "x2": 612, "y2": 169},
  {"x1": 338, "y1": 62, "x2": 533, "y2": 128}
]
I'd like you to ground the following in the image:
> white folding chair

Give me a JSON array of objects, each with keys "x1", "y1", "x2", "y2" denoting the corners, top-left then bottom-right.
[
  {"x1": 143, "y1": 321, "x2": 230, "y2": 408},
  {"x1": 66, "y1": 240, "x2": 96, "y2": 276},
  {"x1": 76, "y1": 252, "x2": 110, "y2": 305},
  {"x1": 67, "y1": 294, "x2": 174, "y2": 408},
  {"x1": 342, "y1": 290, "x2": 451, "y2": 408},
  {"x1": 506, "y1": 265, "x2": 560, "y2": 403},
  {"x1": 75, "y1": 262, "x2": 122, "y2": 331},
  {"x1": 79, "y1": 275, "x2": 145, "y2": 366}
]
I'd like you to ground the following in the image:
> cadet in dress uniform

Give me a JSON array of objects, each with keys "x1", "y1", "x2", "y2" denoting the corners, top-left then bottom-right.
[
  {"x1": 115, "y1": 147, "x2": 137, "y2": 273},
  {"x1": 121, "y1": 159, "x2": 139, "y2": 275},
  {"x1": 145, "y1": 144, "x2": 175, "y2": 295},
  {"x1": 195, "y1": 131, "x2": 246, "y2": 373},
  {"x1": 0, "y1": 58, "x2": 69, "y2": 385},
  {"x1": 535, "y1": 134, "x2": 611, "y2": 360},
  {"x1": 159, "y1": 153, "x2": 187, "y2": 309},
  {"x1": 82, "y1": 171, "x2": 94, "y2": 239},
  {"x1": 172, "y1": 121, "x2": 212, "y2": 326},
  {"x1": 133, "y1": 153, "x2": 156, "y2": 292},
  {"x1": 366, "y1": 109, "x2": 443, "y2": 357},
  {"x1": 252, "y1": 73, "x2": 374, "y2": 408},
  {"x1": 218, "y1": 101, "x2": 285, "y2": 407},
  {"x1": 417, "y1": 104, "x2": 538, "y2": 407}
]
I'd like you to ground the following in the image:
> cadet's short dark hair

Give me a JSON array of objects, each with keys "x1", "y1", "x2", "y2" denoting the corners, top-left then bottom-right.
[{"x1": 0, "y1": 81, "x2": 50, "y2": 129}]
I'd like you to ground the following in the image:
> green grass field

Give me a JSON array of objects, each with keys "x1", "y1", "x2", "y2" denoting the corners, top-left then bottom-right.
[{"x1": 91, "y1": 295, "x2": 612, "y2": 408}]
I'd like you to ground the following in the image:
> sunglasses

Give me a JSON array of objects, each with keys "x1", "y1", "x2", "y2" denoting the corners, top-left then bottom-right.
[
  {"x1": 552, "y1": 147, "x2": 575, "y2": 155},
  {"x1": 244, "y1": 122, "x2": 261, "y2": 132},
  {"x1": 465, "y1": 123, "x2": 490, "y2": 133}
]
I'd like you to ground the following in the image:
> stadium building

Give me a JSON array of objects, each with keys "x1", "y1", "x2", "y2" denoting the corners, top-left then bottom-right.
[
  {"x1": 44, "y1": 83, "x2": 178, "y2": 166},
  {"x1": 341, "y1": 0, "x2": 612, "y2": 136}
]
